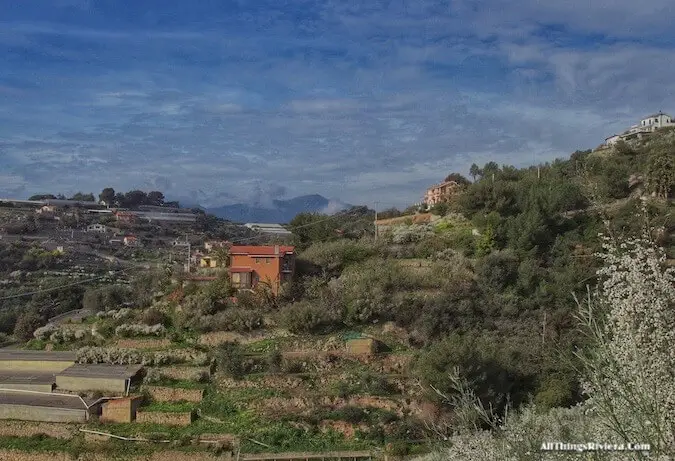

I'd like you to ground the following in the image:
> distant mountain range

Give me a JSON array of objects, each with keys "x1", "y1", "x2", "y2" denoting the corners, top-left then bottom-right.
[{"x1": 205, "y1": 194, "x2": 352, "y2": 223}]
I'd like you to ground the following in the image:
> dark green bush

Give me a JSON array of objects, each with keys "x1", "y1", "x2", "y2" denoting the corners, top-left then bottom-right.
[{"x1": 216, "y1": 342, "x2": 246, "y2": 379}]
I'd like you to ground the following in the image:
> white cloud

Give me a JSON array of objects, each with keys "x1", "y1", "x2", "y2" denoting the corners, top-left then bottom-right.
[{"x1": 1, "y1": 0, "x2": 675, "y2": 208}]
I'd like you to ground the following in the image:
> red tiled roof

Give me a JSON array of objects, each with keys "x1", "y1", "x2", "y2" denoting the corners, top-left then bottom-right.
[
  {"x1": 229, "y1": 245, "x2": 295, "y2": 256},
  {"x1": 229, "y1": 266, "x2": 253, "y2": 273}
]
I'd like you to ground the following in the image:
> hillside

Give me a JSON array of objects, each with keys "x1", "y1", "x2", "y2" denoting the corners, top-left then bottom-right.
[{"x1": 1, "y1": 129, "x2": 675, "y2": 459}]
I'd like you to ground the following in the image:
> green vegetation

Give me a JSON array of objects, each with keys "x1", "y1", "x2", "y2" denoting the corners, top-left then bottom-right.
[{"x1": 4, "y1": 130, "x2": 675, "y2": 456}]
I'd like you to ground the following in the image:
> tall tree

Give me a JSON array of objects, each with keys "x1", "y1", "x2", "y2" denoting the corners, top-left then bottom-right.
[
  {"x1": 99, "y1": 188, "x2": 115, "y2": 206},
  {"x1": 114, "y1": 193, "x2": 126, "y2": 208},
  {"x1": 124, "y1": 190, "x2": 148, "y2": 208},
  {"x1": 28, "y1": 194, "x2": 56, "y2": 200},
  {"x1": 483, "y1": 161, "x2": 500, "y2": 176},
  {"x1": 469, "y1": 163, "x2": 482, "y2": 182},
  {"x1": 69, "y1": 192, "x2": 95, "y2": 202},
  {"x1": 647, "y1": 151, "x2": 675, "y2": 199},
  {"x1": 444, "y1": 173, "x2": 471, "y2": 186},
  {"x1": 147, "y1": 191, "x2": 165, "y2": 206}
]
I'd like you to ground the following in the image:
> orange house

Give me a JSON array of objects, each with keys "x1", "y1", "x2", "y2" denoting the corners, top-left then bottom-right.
[{"x1": 228, "y1": 245, "x2": 295, "y2": 295}]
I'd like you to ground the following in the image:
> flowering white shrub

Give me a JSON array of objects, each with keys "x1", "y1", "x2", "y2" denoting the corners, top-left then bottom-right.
[
  {"x1": 578, "y1": 235, "x2": 675, "y2": 455},
  {"x1": 76, "y1": 346, "x2": 209, "y2": 366},
  {"x1": 96, "y1": 308, "x2": 132, "y2": 320},
  {"x1": 34, "y1": 324, "x2": 88, "y2": 343},
  {"x1": 414, "y1": 233, "x2": 675, "y2": 460},
  {"x1": 33, "y1": 324, "x2": 58, "y2": 340},
  {"x1": 114, "y1": 323, "x2": 166, "y2": 337},
  {"x1": 414, "y1": 405, "x2": 627, "y2": 461},
  {"x1": 390, "y1": 224, "x2": 434, "y2": 244}
]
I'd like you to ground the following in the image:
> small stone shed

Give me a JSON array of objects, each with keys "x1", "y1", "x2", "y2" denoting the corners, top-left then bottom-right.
[
  {"x1": 100, "y1": 396, "x2": 144, "y2": 423},
  {"x1": 345, "y1": 336, "x2": 382, "y2": 355}
]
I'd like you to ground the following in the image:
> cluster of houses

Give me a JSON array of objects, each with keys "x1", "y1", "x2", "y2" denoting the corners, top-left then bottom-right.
[{"x1": 603, "y1": 111, "x2": 674, "y2": 147}]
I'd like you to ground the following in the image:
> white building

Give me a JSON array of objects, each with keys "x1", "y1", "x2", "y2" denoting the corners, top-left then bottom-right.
[
  {"x1": 605, "y1": 111, "x2": 675, "y2": 146},
  {"x1": 86, "y1": 224, "x2": 108, "y2": 233},
  {"x1": 244, "y1": 223, "x2": 293, "y2": 237}
]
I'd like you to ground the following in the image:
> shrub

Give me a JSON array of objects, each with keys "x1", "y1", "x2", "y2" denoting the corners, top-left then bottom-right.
[
  {"x1": 266, "y1": 349, "x2": 283, "y2": 373},
  {"x1": 14, "y1": 311, "x2": 43, "y2": 342},
  {"x1": 216, "y1": 342, "x2": 246, "y2": 379},
  {"x1": 534, "y1": 375, "x2": 575, "y2": 410},
  {"x1": 191, "y1": 370, "x2": 211, "y2": 383},
  {"x1": 211, "y1": 308, "x2": 264, "y2": 333},
  {"x1": 33, "y1": 324, "x2": 59, "y2": 341},
  {"x1": 82, "y1": 285, "x2": 130, "y2": 313},
  {"x1": 141, "y1": 308, "x2": 169, "y2": 326},
  {"x1": 331, "y1": 406, "x2": 368, "y2": 424},
  {"x1": 143, "y1": 368, "x2": 163, "y2": 384},
  {"x1": 115, "y1": 323, "x2": 166, "y2": 337},
  {"x1": 389, "y1": 224, "x2": 434, "y2": 244},
  {"x1": 76, "y1": 346, "x2": 209, "y2": 366},
  {"x1": 299, "y1": 239, "x2": 380, "y2": 276},
  {"x1": 95, "y1": 308, "x2": 132, "y2": 320},
  {"x1": 279, "y1": 301, "x2": 341, "y2": 334}
]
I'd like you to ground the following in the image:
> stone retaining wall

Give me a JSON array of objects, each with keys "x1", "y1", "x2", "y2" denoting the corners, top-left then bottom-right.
[
  {"x1": 0, "y1": 421, "x2": 77, "y2": 439},
  {"x1": 0, "y1": 450, "x2": 228, "y2": 461},
  {"x1": 145, "y1": 386, "x2": 204, "y2": 403},
  {"x1": 136, "y1": 410, "x2": 193, "y2": 426},
  {"x1": 151, "y1": 366, "x2": 210, "y2": 381}
]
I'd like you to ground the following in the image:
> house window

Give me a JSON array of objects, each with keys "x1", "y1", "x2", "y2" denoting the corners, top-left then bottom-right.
[{"x1": 255, "y1": 257, "x2": 260, "y2": 263}]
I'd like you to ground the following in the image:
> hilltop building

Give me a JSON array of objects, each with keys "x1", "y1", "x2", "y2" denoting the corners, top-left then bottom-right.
[
  {"x1": 424, "y1": 180, "x2": 463, "y2": 206},
  {"x1": 604, "y1": 111, "x2": 675, "y2": 146}
]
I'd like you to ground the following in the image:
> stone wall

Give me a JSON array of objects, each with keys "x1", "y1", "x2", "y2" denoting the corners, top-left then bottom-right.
[
  {"x1": 101, "y1": 397, "x2": 143, "y2": 423},
  {"x1": 151, "y1": 366, "x2": 210, "y2": 381},
  {"x1": 0, "y1": 421, "x2": 77, "y2": 438},
  {"x1": 345, "y1": 339, "x2": 377, "y2": 355},
  {"x1": 136, "y1": 410, "x2": 193, "y2": 426},
  {"x1": 145, "y1": 386, "x2": 204, "y2": 403},
  {"x1": 0, "y1": 450, "x2": 229, "y2": 461}
]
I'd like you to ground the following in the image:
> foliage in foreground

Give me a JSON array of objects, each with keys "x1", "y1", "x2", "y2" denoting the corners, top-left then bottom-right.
[{"x1": 414, "y1": 235, "x2": 675, "y2": 460}]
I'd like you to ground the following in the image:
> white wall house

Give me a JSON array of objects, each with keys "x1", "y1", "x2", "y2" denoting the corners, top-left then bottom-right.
[
  {"x1": 639, "y1": 112, "x2": 674, "y2": 131},
  {"x1": 605, "y1": 134, "x2": 622, "y2": 146},
  {"x1": 604, "y1": 111, "x2": 675, "y2": 146},
  {"x1": 86, "y1": 224, "x2": 108, "y2": 233},
  {"x1": 244, "y1": 223, "x2": 293, "y2": 236}
]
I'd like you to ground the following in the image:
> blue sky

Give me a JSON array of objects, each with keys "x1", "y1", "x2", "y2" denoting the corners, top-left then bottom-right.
[{"x1": 1, "y1": 0, "x2": 674, "y2": 209}]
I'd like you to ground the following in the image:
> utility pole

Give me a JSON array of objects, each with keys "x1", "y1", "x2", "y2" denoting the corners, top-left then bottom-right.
[
  {"x1": 374, "y1": 201, "x2": 379, "y2": 241},
  {"x1": 185, "y1": 234, "x2": 191, "y2": 273},
  {"x1": 542, "y1": 311, "x2": 547, "y2": 346}
]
